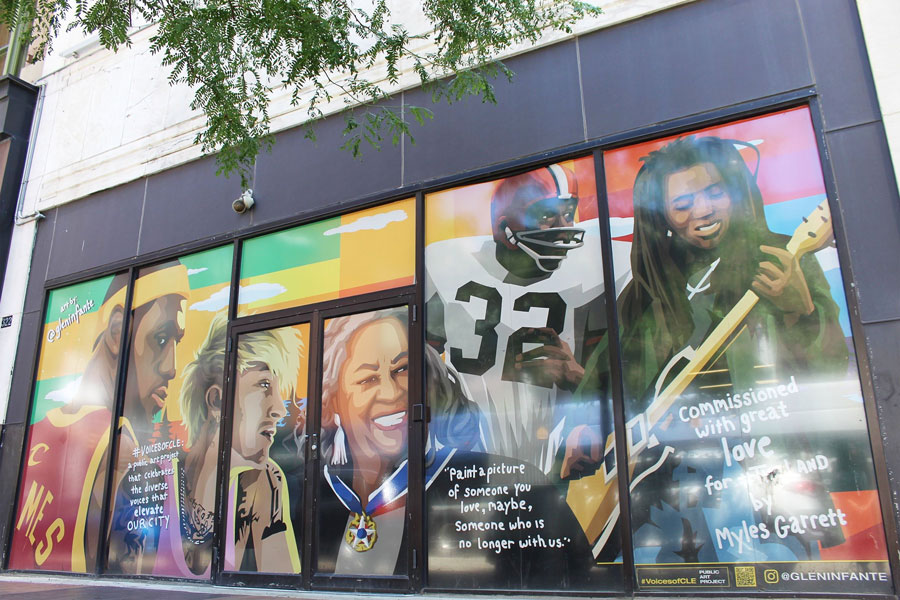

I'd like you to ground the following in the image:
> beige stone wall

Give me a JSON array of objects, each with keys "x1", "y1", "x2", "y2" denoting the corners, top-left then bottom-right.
[{"x1": 857, "y1": 0, "x2": 900, "y2": 196}]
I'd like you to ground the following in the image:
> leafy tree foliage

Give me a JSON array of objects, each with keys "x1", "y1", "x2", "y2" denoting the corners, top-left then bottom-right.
[{"x1": 1, "y1": 0, "x2": 599, "y2": 186}]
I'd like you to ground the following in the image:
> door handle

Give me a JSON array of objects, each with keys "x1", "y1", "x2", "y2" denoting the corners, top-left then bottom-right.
[
  {"x1": 412, "y1": 403, "x2": 430, "y2": 422},
  {"x1": 309, "y1": 433, "x2": 319, "y2": 460}
]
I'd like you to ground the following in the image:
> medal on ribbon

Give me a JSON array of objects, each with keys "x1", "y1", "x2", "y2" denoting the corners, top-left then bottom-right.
[
  {"x1": 345, "y1": 512, "x2": 378, "y2": 551},
  {"x1": 325, "y1": 462, "x2": 409, "y2": 553},
  {"x1": 324, "y1": 442, "x2": 456, "y2": 553}
]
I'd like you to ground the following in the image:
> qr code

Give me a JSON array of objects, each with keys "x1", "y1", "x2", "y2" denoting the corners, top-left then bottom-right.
[{"x1": 735, "y1": 566, "x2": 757, "y2": 587}]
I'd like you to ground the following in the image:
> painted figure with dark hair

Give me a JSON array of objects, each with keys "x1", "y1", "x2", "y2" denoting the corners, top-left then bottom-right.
[
  {"x1": 106, "y1": 260, "x2": 192, "y2": 574},
  {"x1": 426, "y1": 164, "x2": 610, "y2": 480},
  {"x1": 619, "y1": 136, "x2": 847, "y2": 404},
  {"x1": 12, "y1": 261, "x2": 193, "y2": 574},
  {"x1": 618, "y1": 136, "x2": 849, "y2": 564}
]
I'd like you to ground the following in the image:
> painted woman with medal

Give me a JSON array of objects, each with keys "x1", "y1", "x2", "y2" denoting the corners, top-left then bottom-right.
[{"x1": 318, "y1": 308, "x2": 414, "y2": 575}]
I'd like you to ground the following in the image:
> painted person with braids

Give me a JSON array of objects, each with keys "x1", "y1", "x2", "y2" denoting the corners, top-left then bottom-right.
[
  {"x1": 619, "y1": 135, "x2": 847, "y2": 408},
  {"x1": 617, "y1": 136, "x2": 849, "y2": 564}
]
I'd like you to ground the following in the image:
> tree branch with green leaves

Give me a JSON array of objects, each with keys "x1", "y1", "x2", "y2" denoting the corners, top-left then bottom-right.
[{"x1": 1, "y1": 0, "x2": 601, "y2": 187}]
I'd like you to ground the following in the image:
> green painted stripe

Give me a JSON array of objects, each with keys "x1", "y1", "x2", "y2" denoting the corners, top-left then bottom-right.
[
  {"x1": 45, "y1": 275, "x2": 116, "y2": 325},
  {"x1": 180, "y1": 245, "x2": 233, "y2": 289},
  {"x1": 240, "y1": 217, "x2": 341, "y2": 279}
]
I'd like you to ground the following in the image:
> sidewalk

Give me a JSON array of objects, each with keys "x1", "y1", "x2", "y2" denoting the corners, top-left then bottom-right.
[
  {"x1": 0, "y1": 573, "x2": 868, "y2": 600},
  {"x1": 0, "y1": 575, "x2": 373, "y2": 600}
]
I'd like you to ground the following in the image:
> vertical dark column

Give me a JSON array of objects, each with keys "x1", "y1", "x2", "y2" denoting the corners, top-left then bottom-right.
[
  {"x1": 95, "y1": 267, "x2": 137, "y2": 572},
  {"x1": 303, "y1": 311, "x2": 324, "y2": 583},
  {"x1": 0, "y1": 76, "x2": 38, "y2": 305},
  {"x1": 210, "y1": 240, "x2": 242, "y2": 580},
  {"x1": 593, "y1": 150, "x2": 635, "y2": 595},
  {"x1": 213, "y1": 317, "x2": 240, "y2": 583},
  {"x1": 409, "y1": 191, "x2": 426, "y2": 590}
]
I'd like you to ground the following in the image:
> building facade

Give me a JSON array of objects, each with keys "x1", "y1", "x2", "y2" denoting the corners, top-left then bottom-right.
[{"x1": 1, "y1": 0, "x2": 900, "y2": 596}]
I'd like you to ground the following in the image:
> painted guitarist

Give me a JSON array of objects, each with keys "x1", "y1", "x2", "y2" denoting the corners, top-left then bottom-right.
[{"x1": 566, "y1": 135, "x2": 849, "y2": 560}]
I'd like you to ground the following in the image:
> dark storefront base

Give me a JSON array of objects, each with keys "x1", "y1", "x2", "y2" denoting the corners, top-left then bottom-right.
[{"x1": 0, "y1": 574, "x2": 885, "y2": 600}]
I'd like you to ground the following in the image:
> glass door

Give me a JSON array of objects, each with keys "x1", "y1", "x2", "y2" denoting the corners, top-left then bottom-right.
[
  {"x1": 310, "y1": 302, "x2": 420, "y2": 592},
  {"x1": 220, "y1": 297, "x2": 422, "y2": 592},
  {"x1": 220, "y1": 319, "x2": 311, "y2": 585}
]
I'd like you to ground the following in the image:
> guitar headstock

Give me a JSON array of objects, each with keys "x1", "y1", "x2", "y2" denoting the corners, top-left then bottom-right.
[{"x1": 785, "y1": 199, "x2": 833, "y2": 258}]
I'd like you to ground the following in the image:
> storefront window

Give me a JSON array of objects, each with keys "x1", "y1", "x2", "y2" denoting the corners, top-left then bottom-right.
[
  {"x1": 238, "y1": 198, "x2": 415, "y2": 316},
  {"x1": 9, "y1": 274, "x2": 126, "y2": 572},
  {"x1": 423, "y1": 158, "x2": 623, "y2": 591},
  {"x1": 605, "y1": 107, "x2": 891, "y2": 594},
  {"x1": 105, "y1": 245, "x2": 232, "y2": 577}
]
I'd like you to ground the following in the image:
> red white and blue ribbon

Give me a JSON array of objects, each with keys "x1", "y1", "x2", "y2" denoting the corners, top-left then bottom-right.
[{"x1": 324, "y1": 442, "x2": 455, "y2": 551}]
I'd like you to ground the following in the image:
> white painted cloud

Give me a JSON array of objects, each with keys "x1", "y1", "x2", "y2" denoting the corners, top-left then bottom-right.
[
  {"x1": 609, "y1": 217, "x2": 634, "y2": 238},
  {"x1": 324, "y1": 209, "x2": 407, "y2": 236},
  {"x1": 45, "y1": 377, "x2": 81, "y2": 405},
  {"x1": 190, "y1": 287, "x2": 230, "y2": 312},
  {"x1": 238, "y1": 283, "x2": 288, "y2": 305},
  {"x1": 187, "y1": 267, "x2": 208, "y2": 276},
  {"x1": 191, "y1": 282, "x2": 288, "y2": 311}
]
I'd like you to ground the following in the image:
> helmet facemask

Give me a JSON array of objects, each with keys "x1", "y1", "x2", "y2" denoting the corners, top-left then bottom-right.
[{"x1": 503, "y1": 225, "x2": 585, "y2": 273}]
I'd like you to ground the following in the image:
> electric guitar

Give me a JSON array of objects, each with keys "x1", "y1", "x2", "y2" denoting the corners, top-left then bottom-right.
[{"x1": 565, "y1": 199, "x2": 835, "y2": 557}]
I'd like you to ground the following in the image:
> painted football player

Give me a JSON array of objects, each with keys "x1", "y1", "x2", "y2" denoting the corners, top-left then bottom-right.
[{"x1": 425, "y1": 163, "x2": 612, "y2": 477}]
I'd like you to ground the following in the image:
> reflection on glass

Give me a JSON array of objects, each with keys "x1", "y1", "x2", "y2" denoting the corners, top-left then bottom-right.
[
  {"x1": 608, "y1": 107, "x2": 891, "y2": 594},
  {"x1": 317, "y1": 308, "x2": 409, "y2": 575},
  {"x1": 423, "y1": 159, "x2": 617, "y2": 590},
  {"x1": 226, "y1": 324, "x2": 307, "y2": 573},
  {"x1": 9, "y1": 274, "x2": 124, "y2": 573},
  {"x1": 106, "y1": 246, "x2": 232, "y2": 578}
]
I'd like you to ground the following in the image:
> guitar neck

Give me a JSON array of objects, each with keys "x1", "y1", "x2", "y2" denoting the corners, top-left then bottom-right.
[{"x1": 646, "y1": 290, "x2": 759, "y2": 426}]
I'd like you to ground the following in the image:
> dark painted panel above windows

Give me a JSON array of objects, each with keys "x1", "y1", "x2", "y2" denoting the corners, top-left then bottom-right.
[
  {"x1": 580, "y1": 0, "x2": 812, "y2": 140},
  {"x1": 402, "y1": 40, "x2": 584, "y2": 185},
  {"x1": 45, "y1": 179, "x2": 144, "y2": 280},
  {"x1": 252, "y1": 104, "x2": 403, "y2": 227},
  {"x1": 140, "y1": 156, "x2": 246, "y2": 256}
]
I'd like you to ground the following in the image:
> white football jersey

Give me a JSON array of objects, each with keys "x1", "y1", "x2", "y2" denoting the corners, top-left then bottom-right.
[{"x1": 425, "y1": 219, "x2": 620, "y2": 472}]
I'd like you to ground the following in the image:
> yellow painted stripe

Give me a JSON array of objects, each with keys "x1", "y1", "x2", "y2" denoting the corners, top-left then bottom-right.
[
  {"x1": 238, "y1": 259, "x2": 341, "y2": 311},
  {"x1": 73, "y1": 425, "x2": 110, "y2": 573}
]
